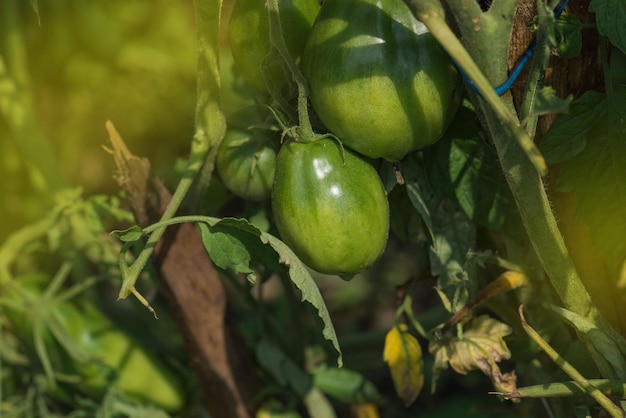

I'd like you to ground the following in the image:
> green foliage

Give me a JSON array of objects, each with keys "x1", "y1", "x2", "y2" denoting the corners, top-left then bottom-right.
[
  {"x1": 546, "y1": 305, "x2": 626, "y2": 380},
  {"x1": 554, "y1": 13, "x2": 583, "y2": 59},
  {"x1": 529, "y1": 87, "x2": 573, "y2": 118},
  {"x1": 312, "y1": 366, "x2": 383, "y2": 404},
  {"x1": 590, "y1": 0, "x2": 626, "y2": 53},
  {"x1": 423, "y1": 100, "x2": 524, "y2": 239},
  {"x1": 402, "y1": 147, "x2": 478, "y2": 314},
  {"x1": 541, "y1": 57, "x2": 626, "y2": 279},
  {"x1": 540, "y1": 91, "x2": 606, "y2": 164},
  {"x1": 4, "y1": 0, "x2": 626, "y2": 416}
]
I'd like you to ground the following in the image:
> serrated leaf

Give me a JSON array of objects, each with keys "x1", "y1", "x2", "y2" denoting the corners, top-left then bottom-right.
[
  {"x1": 539, "y1": 91, "x2": 607, "y2": 164},
  {"x1": 590, "y1": 0, "x2": 626, "y2": 54},
  {"x1": 429, "y1": 316, "x2": 515, "y2": 393},
  {"x1": 530, "y1": 87, "x2": 572, "y2": 117},
  {"x1": 313, "y1": 366, "x2": 383, "y2": 404},
  {"x1": 152, "y1": 216, "x2": 341, "y2": 366},
  {"x1": 423, "y1": 101, "x2": 523, "y2": 239},
  {"x1": 383, "y1": 324, "x2": 423, "y2": 406},
  {"x1": 262, "y1": 232, "x2": 342, "y2": 366},
  {"x1": 555, "y1": 89, "x2": 626, "y2": 278}
]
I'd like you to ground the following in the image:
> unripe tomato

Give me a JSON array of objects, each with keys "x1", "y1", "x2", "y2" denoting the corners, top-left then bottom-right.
[
  {"x1": 302, "y1": 0, "x2": 462, "y2": 161},
  {"x1": 217, "y1": 128, "x2": 278, "y2": 201},
  {"x1": 228, "y1": 0, "x2": 320, "y2": 94},
  {"x1": 271, "y1": 138, "x2": 389, "y2": 277}
]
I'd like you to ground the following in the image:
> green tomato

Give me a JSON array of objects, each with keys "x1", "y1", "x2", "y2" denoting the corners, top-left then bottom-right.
[
  {"x1": 229, "y1": 0, "x2": 320, "y2": 94},
  {"x1": 271, "y1": 138, "x2": 389, "y2": 277},
  {"x1": 217, "y1": 128, "x2": 278, "y2": 201},
  {"x1": 302, "y1": 0, "x2": 462, "y2": 162}
]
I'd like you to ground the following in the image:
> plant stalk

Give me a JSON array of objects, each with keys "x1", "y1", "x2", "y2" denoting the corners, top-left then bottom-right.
[
  {"x1": 408, "y1": 0, "x2": 615, "y2": 338},
  {"x1": 520, "y1": 306, "x2": 625, "y2": 418},
  {"x1": 117, "y1": 0, "x2": 225, "y2": 300}
]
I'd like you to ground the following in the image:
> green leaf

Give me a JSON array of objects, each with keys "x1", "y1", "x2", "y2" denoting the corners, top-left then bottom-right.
[
  {"x1": 423, "y1": 101, "x2": 524, "y2": 238},
  {"x1": 530, "y1": 87, "x2": 573, "y2": 118},
  {"x1": 554, "y1": 13, "x2": 583, "y2": 59},
  {"x1": 302, "y1": 387, "x2": 337, "y2": 418},
  {"x1": 199, "y1": 222, "x2": 257, "y2": 281},
  {"x1": 539, "y1": 91, "x2": 607, "y2": 164},
  {"x1": 388, "y1": 185, "x2": 424, "y2": 244},
  {"x1": 110, "y1": 226, "x2": 144, "y2": 243},
  {"x1": 256, "y1": 339, "x2": 312, "y2": 397},
  {"x1": 546, "y1": 304, "x2": 626, "y2": 379},
  {"x1": 196, "y1": 217, "x2": 342, "y2": 365},
  {"x1": 555, "y1": 86, "x2": 626, "y2": 278},
  {"x1": 402, "y1": 150, "x2": 477, "y2": 313},
  {"x1": 262, "y1": 232, "x2": 342, "y2": 366},
  {"x1": 403, "y1": 157, "x2": 436, "y2": 245},
  {"x1": 312, "y1": 366, "x2": 384, "y2": 404},
  {"x1": 429, "y1": 209, "x2": 477, "y2": 314},
  {"x1": 589, "y1": 0, "x2": 626, "y2": 54}
]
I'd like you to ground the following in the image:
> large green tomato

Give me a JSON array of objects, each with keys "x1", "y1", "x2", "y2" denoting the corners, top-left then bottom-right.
[
  {"x1": 229, "y1": 0, "x2": 320, "y2": 94},
  {"x1": 217, "y1": 128, "x2": 278, "y2": 201},
  {"x1": 271, "y1": 138, "x2": 389, "y2": 277},
  {"x1": 302, "y1": 0, "x2": 462, "y2": 162}
]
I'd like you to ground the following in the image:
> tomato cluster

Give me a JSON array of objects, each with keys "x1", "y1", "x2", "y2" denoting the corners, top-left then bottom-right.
[{"x1": 224, "y1": 0, "x2": 461, "y2": 276}]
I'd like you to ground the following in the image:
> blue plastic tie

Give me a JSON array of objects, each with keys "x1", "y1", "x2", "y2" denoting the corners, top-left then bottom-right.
[{"x1": 460, "y1": 0, "x2": 570, "y2": 96}]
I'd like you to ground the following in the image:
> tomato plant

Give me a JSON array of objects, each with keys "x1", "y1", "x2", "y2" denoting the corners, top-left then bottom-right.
[
  {"x1": 4, "y1": 0, "x2": 626, "y2": 417},
  {"x1": 271, "y1": 138, "x2": 389, "y2": 277},
  {"x1": 302, "y1": 0, "x2": 462, "y2": 161},
  {"x1": 229, "y1": 0, "x2": 320, "y2": 94},
  {"x1": 217, "y1": 127, "x2": 278, "y2": 201}
]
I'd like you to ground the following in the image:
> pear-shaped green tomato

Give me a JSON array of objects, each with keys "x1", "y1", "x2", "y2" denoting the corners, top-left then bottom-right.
[
  {"x1": 228, "y1": 0, "x2": 320, "y2": 94},
  {"x1": 217, "y1": 129, "x2": 278, "y2": 201},
  {"x1": 271, "y1": 138, "x2": 389, "y2": 277},
  {"x1": 302, "y1": 0, "x2": 462, "y2": 161}
]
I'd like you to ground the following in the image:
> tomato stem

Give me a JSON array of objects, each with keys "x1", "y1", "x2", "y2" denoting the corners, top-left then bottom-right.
[{"x1": 266, "y1": 0, "x2": 318, "y2": 143}]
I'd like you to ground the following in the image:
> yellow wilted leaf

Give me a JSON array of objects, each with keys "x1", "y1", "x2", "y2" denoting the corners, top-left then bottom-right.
[
  {"x1": 429, "y1": 315, "x2": 516, "y2": 394},
  {"x1": 383, "y1": 324, "x2": 424, "y2": 406}
]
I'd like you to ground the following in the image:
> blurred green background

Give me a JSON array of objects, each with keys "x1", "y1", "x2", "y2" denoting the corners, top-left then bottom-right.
[{"x1": 0, "y1": 0, "x2": 251, "y2": 240}]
